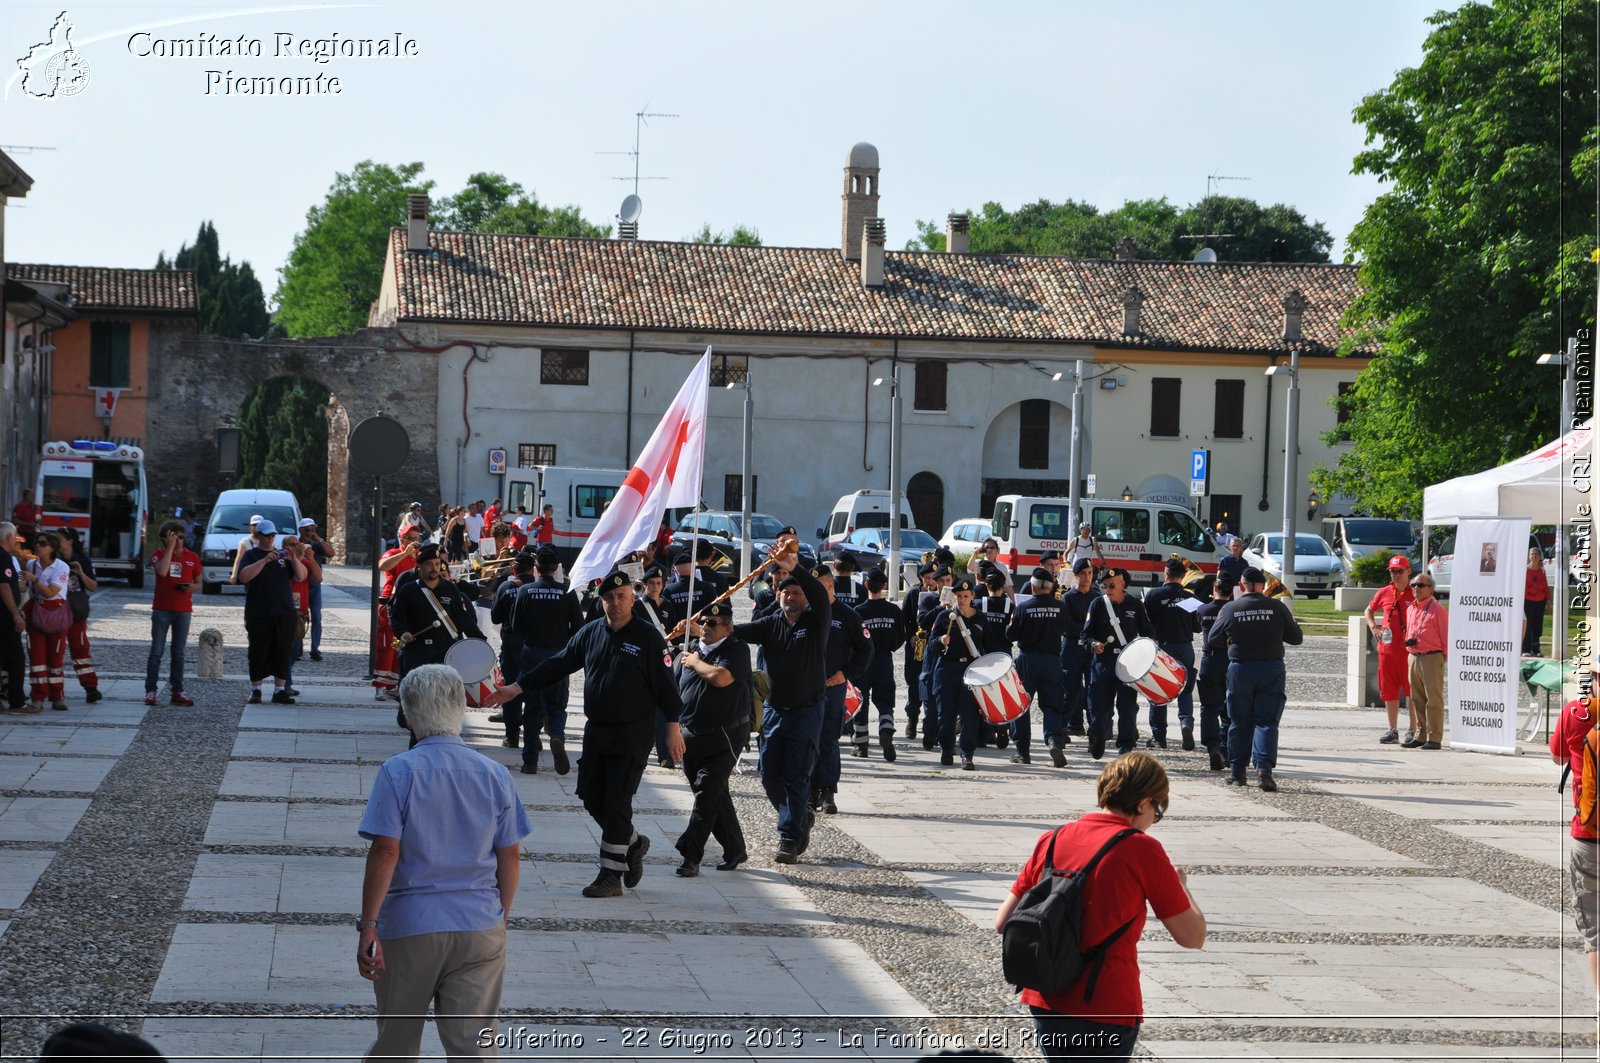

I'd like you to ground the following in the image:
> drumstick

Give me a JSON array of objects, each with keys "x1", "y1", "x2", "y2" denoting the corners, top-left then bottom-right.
[
  {"x1": 666, "y1": 541, "x2": 799, "y2": 642},
  {"x1": 949, "y1": 608, "x2": 982, "y2": 659},
  {"x1": 395, "y1": 619, "x2": 440, "y2": 650}
]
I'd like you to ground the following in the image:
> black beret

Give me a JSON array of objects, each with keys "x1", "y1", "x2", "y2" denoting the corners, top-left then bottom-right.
[
  {"x1": 1214, "y1": 575, "x2": 1237, "y2": 595},
  {"x1": 779, "y1": 525, "x2": 797, "y2": 537},
  {"x1": 513, "y1": 550, "x2": 538, "y2": 572},
  {"x1": 673, "y1": 549, "x2": 694, "y2": 565},
  {"x1": 701, "y1": 601, "x2": 733, "y2": 619},
  {"x1": 642, "y1": 565, "x2": 666, "y2": 582},
  {"x1": 598, "y1": 570, "x2": 633, "y2": 595},
  {"x1": 1243, "y1": 566, "x2": 1268, "y2": 584},
  {"x1": 695, "y1": 539, "x2": 717, "y2": 558},
  {"x1": 811, "y1": 565, "x2": 834, "y2": 581},
  {"x1": 1071, "y1": 557, "x2": 1093, "y2": 574},
  {"x1": 778, "y1": 575, "x2": 802, "y2": 589},
  {"x1": 416, "y1": 543, "x2": 440, "y2": 562},
  {"x1": 864, "y1": 568, "x2": 888, "y2": 589},
  {"x1": 536, "y1": 545, "x2": 561, "y2": 565},
  {"x1": 1164, "y1": 557, "x2": 1187, "y2": 576},
  {"x1": 917, "y1": 562, "x2": 936, "y2": 576},
  {"x1": 936, "y1": 566, "x2": 954, "y2": 579},
  {"x1": 952, "y1": 576, "x2": 976, "y2": 594},
  {"x1": 1031, "y1": 567, "x2": 1055, "y2": 582},
  {"x1": 1039, "y1": 550, "x2": 1062, "y2": 562}
]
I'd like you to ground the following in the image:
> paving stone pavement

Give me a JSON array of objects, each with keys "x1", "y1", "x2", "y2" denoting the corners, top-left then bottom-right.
[{"x1": 0, "y1": 566, "x2": 1594, "y2": 1060}]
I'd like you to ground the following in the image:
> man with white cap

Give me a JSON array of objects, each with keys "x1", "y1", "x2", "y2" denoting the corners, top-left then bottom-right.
[
  {"x1": 297, "y1": 517, "x2": 330, "y2": 661},
  {"x1": 237, "y1": 519, "x2": 306, "y2": 704},
  {"x1": 230, "y1": 514, "x2": 264, "y2": 585}
]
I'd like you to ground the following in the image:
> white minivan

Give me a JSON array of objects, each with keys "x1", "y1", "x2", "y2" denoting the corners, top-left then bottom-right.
[
  {"x1": 990, "y1": 494, "x2": 1218, "y2": 587},
  {"x1": 200, "y1": 488, "x2": 303, "y2": 593},
  {"x1": 817, "y1": 490, "x2": 915, "y2": 553}
]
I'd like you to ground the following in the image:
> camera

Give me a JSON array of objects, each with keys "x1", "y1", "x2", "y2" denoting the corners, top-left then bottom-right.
[{"x1": 1404, "y1": 637, "x2": 1418, "y2": 647}]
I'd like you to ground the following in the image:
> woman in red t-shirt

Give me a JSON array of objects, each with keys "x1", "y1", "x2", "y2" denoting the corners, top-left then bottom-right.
[
  {"x1": 1550, "y1": 675, "x2": 1599, "y2": 991},
  {"x1": 995, "y1": 754, "x2": 1207, "y2": 1060},
  {"x1": 1523, "y1": 547, "x2": 1550, "y2": 657}
]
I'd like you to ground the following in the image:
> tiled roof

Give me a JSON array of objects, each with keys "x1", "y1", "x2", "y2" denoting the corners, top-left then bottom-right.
[
  {"x1": 7, "y1": 263, "x2": 198, "y2": 314},
  {"x1": 382, "y1": 230, "x2": 1368, "y2": 354}
]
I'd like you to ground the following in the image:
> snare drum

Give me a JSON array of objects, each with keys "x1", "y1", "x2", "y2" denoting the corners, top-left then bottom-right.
[
  {"x1": 963, "y1": 652, "x2": 1031, "y2": 725},
  {"x1": 843, "y1": 681, "x2": 863, "y2": 721},
  {"x1": 1114, "y1": 636, "x2": 1186, "y2": 704},
  {"x1": 443, "y1": 637, "x2": 502, "y2": 708}
]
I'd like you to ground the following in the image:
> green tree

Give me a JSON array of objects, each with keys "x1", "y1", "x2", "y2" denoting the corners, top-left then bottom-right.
[
  {"x1": 275, "y1": 164, "x2": 610, "y2": 337},
  {"x1": 237, "y1": 376, "x2": 330, "y2": 526},
  {"x1": 1316, "y1": 0, "x2": 1597, "y2": 517},
  {"x1": 155, "y1": 221, "x2": 272, "y2": 338},
  {"x1": 275, "y1": 161, "x2": 431, "y2": 338},
  {"x1": 686, "y1": 223, "x2": 763, "y2": 245},
  {"x1": 905, "y1": 195, "x2": 1330, "y2": 261}
]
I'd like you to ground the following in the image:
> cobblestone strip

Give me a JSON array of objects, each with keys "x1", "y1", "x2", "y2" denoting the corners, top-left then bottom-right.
[{"x1": 0, "y1": 681, "x2": 242, "y2": 1056}]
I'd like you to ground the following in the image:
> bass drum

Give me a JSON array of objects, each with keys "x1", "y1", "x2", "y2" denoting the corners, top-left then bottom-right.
[
  {"x1": 1114, "y1": 636, "x2": 1186, "y2": 704},
  {"x1": 963, "y1": 651, "x2": 1031, "y2": 725},
  {"x1": 443, "y1": 637, "x2": 502, "y2": 708}
]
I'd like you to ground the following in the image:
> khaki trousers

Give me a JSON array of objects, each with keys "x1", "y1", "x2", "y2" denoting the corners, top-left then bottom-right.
[
  {"x1": 1406, "y1": 652, "x2": 1446, "y2": 743},
  {"x1": 366, "y1": 926, "x2": 506, "y2": 1062}
]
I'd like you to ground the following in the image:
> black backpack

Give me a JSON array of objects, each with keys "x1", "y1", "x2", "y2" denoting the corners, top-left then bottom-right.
[{"x1": 1001, "y1": 826, "x2": 1139, "y2": 999}]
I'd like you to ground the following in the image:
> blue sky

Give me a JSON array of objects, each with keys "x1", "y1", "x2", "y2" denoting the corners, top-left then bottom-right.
[{"x1": 3, "y1": 0, "x2": 1440, "y2": 300}]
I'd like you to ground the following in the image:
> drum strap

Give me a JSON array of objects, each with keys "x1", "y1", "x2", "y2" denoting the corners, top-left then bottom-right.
[
  {"x1": 1098, "y1": 596, "x2": 1129, "y2": 649},
  {"x1": 421, "y1": 586, "x2": 463, "y2": 642}
]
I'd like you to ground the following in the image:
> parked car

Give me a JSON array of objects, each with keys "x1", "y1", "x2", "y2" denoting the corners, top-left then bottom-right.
[
  {"x1": 1242, "y1": 532, "x2": 1345, "y2": 598},
  {"x1": 200, "y1": 489, "x2": 302, "y2": 593},
  {"x1": 817, "y1": 490, "x2": 914, "y2": 553},
  {"x1": 1322, "y1": 516, "x2": 1416, "y2": 577},
  {"x1": 668, "y1": 510, "x2": 815, "y2": 577},
  {"x1": 938, "y1": 517, "x2": 993, "y2": 555},
  {"x1": 1426, "y1": 531, "x2": 1563, "y2": 598},
  {"x1": 821, "y1": 526, "x2": 941, "y2": 573}
]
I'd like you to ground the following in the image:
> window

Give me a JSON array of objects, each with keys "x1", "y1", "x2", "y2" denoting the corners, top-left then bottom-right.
[
  {"x1": 1158, "y1": 510, "x2": 1210, "y2": 551},
  {"x1": 710, "y1": 353, "x2": 749, "y2": 388},
  {"x1": 1027, "y1": 504, "x2": 1070, "y2": 540},
  {"x1": 723, "y1": 473, "x2": 757, "y2": 511},
  {"x1": 1150, "y1": 378, "x2": 1181, "y2": 437},
  {"x1": 505, "y1": 482, "x2": 537, "y2": 513},
  {"x1": 1018, "y1": 398, "x2": 1050, "y2": 469},
  {"x1": 540, "y1": 349, "x2": 589, "y2": 385},
  {"x1": 1213, "y1": 380, "x2": 1245, "y2": 439},
  {"x1": 517, "y1": 443, "x2": 556, "y2": 468},
  {"x1": 1092, "y1": 506, "x2": 1150, "y2": 545},
  {"x1": 1336, "y1": 381, "x2": 1355, "y2": 441},
  {"x1": 914, "y1": 360, "x2": 948, "y2": 411},
  {"x1": 89, "y1": 322, "x2": 131, "y2": 388},
  {"x1": 572, "y1": 483, "x2": 616, "y2": 519}
]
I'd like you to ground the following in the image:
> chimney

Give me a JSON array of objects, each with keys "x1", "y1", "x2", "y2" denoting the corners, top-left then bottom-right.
[
  {"x1": 1121, "y1": 287, "x2": 1144, "y2": 337},
  {"x1": 946, "y1": 212, "x2": 970, "y2": 254},
  {"x1": 861, "y1": 218, "x2": 886, "y2": 288},
  {"x1": 617, "y1": 221, "x2": 639, "y2": 241},
  {"x1": 1282, "y1": 289, "x2": 1308, "y2": 342},
  {"x1": 405, "y1": 194, "x2": 429, "y2": 252},
  {"x1": 841, "y1": 141, "x2": 881, "y2": 260},
  {"x1": 1113, "y1": 236, "x2": 1138, "y2": 261}
]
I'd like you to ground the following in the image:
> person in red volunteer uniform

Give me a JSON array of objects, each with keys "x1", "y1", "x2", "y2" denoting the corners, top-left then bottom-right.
[
  {"x1": 1551, "y1": 667, "x2": 1600, "y2": 990},
  {"x1": 1364, "y1": 555, "x2": 1415, "y2": 745},
  {"x1": 372, "y1": 527, "x2": 420, "y2": 699},
  {"x1": 146, "y1": 520, "x2": 200, "y2": 705}
]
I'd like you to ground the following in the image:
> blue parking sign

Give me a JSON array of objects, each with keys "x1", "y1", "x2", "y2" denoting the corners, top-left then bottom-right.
[{"x1": 1190, "y1": 449, "x2": 1210, "y2": 497}]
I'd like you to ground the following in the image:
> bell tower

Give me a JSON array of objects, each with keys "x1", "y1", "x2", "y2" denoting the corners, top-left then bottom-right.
[{"x1": 841, "y1": 142, "x2": 880, "y2": 261}]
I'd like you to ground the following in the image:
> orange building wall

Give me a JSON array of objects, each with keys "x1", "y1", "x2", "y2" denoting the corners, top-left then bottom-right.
[{"x1": 49, "y1": 318, "x2": 152, "y2": 442}]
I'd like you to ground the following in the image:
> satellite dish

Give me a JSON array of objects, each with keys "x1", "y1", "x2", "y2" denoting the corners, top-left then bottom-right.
[
  {"x1": 619, "y1": 194, "x2": 643, "y2": 224},
  {"x1": 1193, "y1": 247, "x2": 1218, "y2": 264}
]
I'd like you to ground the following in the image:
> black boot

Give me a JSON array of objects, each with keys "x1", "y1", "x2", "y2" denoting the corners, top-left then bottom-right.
[
  {"x1": 879, "y1": 732, "x2": 897, "y2": 762},
  {"x1": 550, "y1": 738, "x2": 570, "y2": 775},
  {"x1": 1208, "y1": 746, "x2": 1225, "y2": 772},
  {"x1": 820, "y1": 790, "x2": 838, "y2": 814},
  {"x1": 582, "y1": 870, "x2": 623, "y2": 897},
  {"x1": 906, "y1": 713, "x2": 919, "y2": 739}
]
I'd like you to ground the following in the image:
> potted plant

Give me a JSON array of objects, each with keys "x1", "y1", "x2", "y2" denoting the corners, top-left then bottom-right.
[{"x1": 1335, "y1": 549, "x2": 1395, "y2": 611}]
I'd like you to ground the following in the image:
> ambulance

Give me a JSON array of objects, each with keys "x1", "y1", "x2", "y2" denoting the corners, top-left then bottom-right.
[
  {"x1": 990, "y1": 494, "x2": 1218, "y2": 588},
  {"x1": 498, "y1": 464, "x2": 628, "y2": 565},
  {"x1": 35, "y1": 440, "x2": 150, "y2": 587}
]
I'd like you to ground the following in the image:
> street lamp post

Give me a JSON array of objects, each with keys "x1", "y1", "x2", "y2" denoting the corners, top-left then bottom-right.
[
  {"x1": 874, "y1": 368, "x2": 904, "y2": 592},
  {"x1": 1266, "y1": 351, "x2": 1302, "y2": 596},
  {"x1": 726, "y1": 372, "x2": 754, "y2": 578},
  {"x1": 1068, "y1": 359, "x2": 1085, "y2": 531}
]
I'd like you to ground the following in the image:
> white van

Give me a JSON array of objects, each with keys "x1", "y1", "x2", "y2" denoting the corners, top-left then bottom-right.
[
  {"x1": 990, "y1": 495, "x2": 1218, "y2": 587},
  {"x1": 817, "y1": 490, "x2": 915, "y2": 553},
  {"x1": 200, "y1": 488, "x2": 302, "y2": 593}
]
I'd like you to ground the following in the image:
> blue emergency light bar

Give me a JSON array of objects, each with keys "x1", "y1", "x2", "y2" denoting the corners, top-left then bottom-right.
[{"x1": 69, "y1": 440, "x2": 119, "y2": 452}]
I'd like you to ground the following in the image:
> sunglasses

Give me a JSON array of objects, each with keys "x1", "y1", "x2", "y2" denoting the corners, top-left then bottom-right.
[
  {"x1": 1410, "y1": 581, "x2": 1432, "y2": 589},
  {"x1": 1151, "y1": 799, "x2": 1168, "y2": 824}
]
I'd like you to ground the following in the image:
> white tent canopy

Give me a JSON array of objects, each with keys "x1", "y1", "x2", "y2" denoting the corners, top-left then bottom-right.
[{"x1": 1423, "y1": 421, "x2": 1592, "y2": 526}]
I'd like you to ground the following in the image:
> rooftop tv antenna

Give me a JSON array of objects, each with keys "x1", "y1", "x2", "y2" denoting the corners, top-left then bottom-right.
[
  {"x1": 595, "y1": 105, "x2": 679, "y2": 196},
  {"x1": 0, "y1": 144, "x2": 56, "y2": 153},
  {"x1": 1205, "y1": 168, "x2": 1250, "y2": 200}
]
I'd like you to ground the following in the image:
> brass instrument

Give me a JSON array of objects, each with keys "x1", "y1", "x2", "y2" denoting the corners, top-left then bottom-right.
[
  {"x1": 667, "y1": 539, "x2": 798, "y2": 643},
  {"x1": 705, "y1": 550, "x2": 732, "y2": 572}
]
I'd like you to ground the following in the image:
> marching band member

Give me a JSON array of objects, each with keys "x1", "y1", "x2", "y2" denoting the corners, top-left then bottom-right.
[
  {"x1": 1081, "y1": 568, "x2": 1153, "y2": 760},
  {"x1": 927, "y1": 577, "x2": 1002, "y2": 771},
  {"x1": 852, "y1": 568, "x2": 906, "y2": 761}
]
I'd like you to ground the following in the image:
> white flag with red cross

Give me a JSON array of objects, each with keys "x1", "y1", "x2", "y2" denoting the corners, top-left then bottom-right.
[
  {"x1": 567, "y1": 350, "x2": 710, "y2": 587},
  {"x1": 93, "y1": 387, "x2": 122, "y2": 420}
]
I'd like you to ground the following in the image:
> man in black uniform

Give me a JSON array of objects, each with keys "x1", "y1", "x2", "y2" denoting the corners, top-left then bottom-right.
[
  {"x1": 732, "y1": 539, "x2": 828, "y2": 863},
  {"x1": 974, "y1": 568, "x2": 1015, "y2": 750},
  {"x1": 1080, "y1": 567, "x2": 1153, "y2": 759},
  {"x1": 832, "y1": 552, "x2": 865, "y2": 612},
  {"x1": 673, "y1": 601, "x2": 751, "y2": 876},
  {"x1": 488, "y1": 550, "x2": 535, "y2": 749},
  {"x1": 664, "y1": 550, "x2": 718, "y2": 650},
  {"x1": 807, "y1": 565, "x2": 873, "y2": 815},
  {"x1": 1195, "y1": 574, "x2": 1236, "y2": 771},
  {"x1": 1008, "y1": 567, "x2": 1067, "y2": 767},
  {"x1": 490, "y1": 570, "x2": 684, "y2": 897},
  {"x1": 900, "y1": 563, "x2": 937, "y2": 738},
  {"x1": 1205, "y1": 566, "x2": 1304, "y2": 792},
  {"x1": 509, "y1": 546, "x2": 584, "y2": 775},
  {"x1": 852, "y1": 568, "x2": 905, "y2": 761},
  {"x1": 928, "y1": 578, "x2": 1002, "y2": 769},
  {"x1": 1142, "y1": 558, "x2": 1200, "y2": 750},
  {"x1": 633, "y1": 565, "x2": 678, "y2": 768},
  {"x1": 387, "y1": 543, "x2": 483, "y2": 676},
  {"x1": 916, "y1": 567, "x2": 955, "y2": 751},
  {"x1": 1060, "y1": 558, "x2": 1099, "y2": 740}
]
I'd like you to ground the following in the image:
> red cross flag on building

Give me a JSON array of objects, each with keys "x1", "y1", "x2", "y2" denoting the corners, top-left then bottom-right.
[
  {"x1": 567, "y1": 350, "x2": 710, "y2": 587},
  {"x1": 93, "y1": 387, "x2": 122, "y2": 421}
]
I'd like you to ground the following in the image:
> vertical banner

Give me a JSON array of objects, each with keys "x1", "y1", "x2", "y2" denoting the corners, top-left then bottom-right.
[{"x1": 1446, "y1": 517, "x2": 1529, "y2": 754}]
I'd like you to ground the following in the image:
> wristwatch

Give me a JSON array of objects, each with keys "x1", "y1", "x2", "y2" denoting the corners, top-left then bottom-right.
[{"x1": 356, "y1": 917, "x2": 378, "y2": 930}]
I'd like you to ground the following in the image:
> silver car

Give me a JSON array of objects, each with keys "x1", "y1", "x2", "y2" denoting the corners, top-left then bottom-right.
[{"x1": 1243, "y1": 532, "x2": 1345, "y2": 599}]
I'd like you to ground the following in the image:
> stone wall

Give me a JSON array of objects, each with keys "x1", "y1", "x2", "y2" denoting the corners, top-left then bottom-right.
[{"x1": 144, "y1": 327, "x2": 438, "y2": 564}]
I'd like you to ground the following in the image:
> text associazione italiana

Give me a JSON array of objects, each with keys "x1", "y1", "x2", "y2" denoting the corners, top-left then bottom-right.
[{"x1": 126, "y1": 31, "x2": 421, "y2": 95}]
